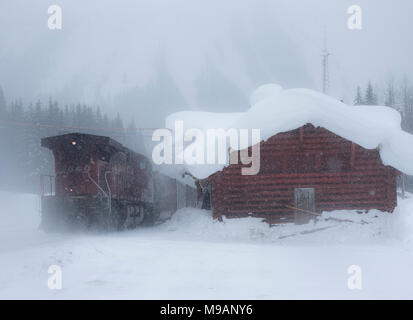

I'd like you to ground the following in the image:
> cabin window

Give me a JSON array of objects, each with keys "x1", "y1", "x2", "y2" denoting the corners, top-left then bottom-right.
[{"x1": 140, "y1": 161, "x2": 146, "y2": 170}]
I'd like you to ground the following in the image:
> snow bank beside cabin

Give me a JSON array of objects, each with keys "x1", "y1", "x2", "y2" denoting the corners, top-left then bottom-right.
[
  {"x1": 166, "y1": 83, "x2": 413, "y2": 179},
  {"x1": 158, "y1": 197, "x2": 413, "y2": 245},
  {"x1": 388, "y1": 197, "x2": 413, "y2": 243}
]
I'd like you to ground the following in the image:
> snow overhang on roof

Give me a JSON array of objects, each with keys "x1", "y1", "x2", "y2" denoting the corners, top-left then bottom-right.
[{"x1": 165, "y1": 83, "x2": 413, "y2": 179}]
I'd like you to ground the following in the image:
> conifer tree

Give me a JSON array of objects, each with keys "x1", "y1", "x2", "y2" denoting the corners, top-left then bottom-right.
[
  {"x1": 364, "y1": 81, "x2": 378, "y2": 105},
  {"x1": 0, "y1": 85, "x2": 6, "y2": 119},
  {"x1": 353, "y1": 86, "x2": 364, "y2": 105}
]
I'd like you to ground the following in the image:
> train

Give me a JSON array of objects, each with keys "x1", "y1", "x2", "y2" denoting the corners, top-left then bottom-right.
[{"x1": 40, "y1": 133, "x2": 198, "y2": 232}]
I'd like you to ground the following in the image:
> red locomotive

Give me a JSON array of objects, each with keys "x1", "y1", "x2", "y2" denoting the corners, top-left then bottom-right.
[{"x1": 40, "y1": 133, "x2": 197, "y2": 231}]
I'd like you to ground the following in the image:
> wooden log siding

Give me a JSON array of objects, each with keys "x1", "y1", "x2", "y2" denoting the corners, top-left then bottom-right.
[{"x1": 209, "y1": 124, "x2": 398, "y2": 223}]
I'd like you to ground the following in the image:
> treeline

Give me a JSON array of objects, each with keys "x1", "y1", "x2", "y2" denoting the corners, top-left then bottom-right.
[
  {"x1": 353, "y1": 77, "x2": 413, "y2": 133},
  {"x1": 0, "y1": 86, "x2": 144, "y2": 193},
  {"x1": 353, "y1": 76, "x2": 413, "y2": 191}
]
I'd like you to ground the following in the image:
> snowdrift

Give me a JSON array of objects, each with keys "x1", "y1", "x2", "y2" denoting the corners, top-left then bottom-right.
[
  {"x1": 0, "y1": 191, "x2": 40, "y2": 234},
  {"x1": 166, "y1": 83, "x2": 413, "y2": 179},
  {"x1": 2, "y1": 192, "x2": 413, "y2": 299},
  {"x1": 2, "y1": 191, "x2": 413, "y2": 245},
  {"x1": 389, "y1": 197, "x2": 413, "y2": 243},
  {"x1": 158, "y1": 196, "x2": 413, "y2": 245}
]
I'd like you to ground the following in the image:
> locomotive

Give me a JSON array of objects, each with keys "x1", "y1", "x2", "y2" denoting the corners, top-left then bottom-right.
[{"x1": 40, "y1": 133, "x2": 197, "y2": 232}]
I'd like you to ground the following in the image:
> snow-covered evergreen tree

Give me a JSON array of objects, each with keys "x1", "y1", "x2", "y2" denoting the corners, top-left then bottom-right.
[
  {"x1": 126, "y1": 119, "x2": 146, "y2": 155},
  {"x1": 353, "y1": 86, "x2": 364, "y2": 105},
  {"x1": 384, "y1": 80, "x2": 396, "y2": 109},
  {"x1": 111, "y1": 112, "x2": 126, "y2": 143},
  {"x1": 364, "y1": 81, "x2": 378, "y2": 105},
  {"x1": 0, "y1": 85, "x2": 6, "y2": 119},
  {"x1": 401, "y1": 77, "x2": 413, "y2": 133}
]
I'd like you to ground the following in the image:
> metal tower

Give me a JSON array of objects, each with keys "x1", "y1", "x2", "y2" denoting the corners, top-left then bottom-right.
[{"x1": 321, "y1": 28, "x2": 331, "y2": 95}]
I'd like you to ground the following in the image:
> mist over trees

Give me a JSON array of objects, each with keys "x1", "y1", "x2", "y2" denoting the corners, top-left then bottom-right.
[
  {"x1": 113, "y1": 58, "x2": 188, "y2": 128},
  {"x1": 0, "y1": 86, "x2": 144, "y2": 193},
  {"x1": 353, "y1": 76, "x2": 413, "y2": 133},
  {"x1": 353, "y1": 76, "x2": 413, "y2": 191},
  {"x1": 195, "y1": 59, "x2": 248, "y2": 112}
]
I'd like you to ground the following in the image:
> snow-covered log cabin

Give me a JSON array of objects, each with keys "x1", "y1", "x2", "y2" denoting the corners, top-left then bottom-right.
[
  {"x1": 207, "y1": 124, "x2": 398, "y2": 224},
  {"x1": 165, "y1": 84, "x2": 413, "y2": 224}
]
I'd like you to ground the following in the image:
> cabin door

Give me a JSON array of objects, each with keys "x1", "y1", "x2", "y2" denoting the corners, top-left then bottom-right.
[{"x1": 294, "y1": 188, "x2": 315, "y2": 225}]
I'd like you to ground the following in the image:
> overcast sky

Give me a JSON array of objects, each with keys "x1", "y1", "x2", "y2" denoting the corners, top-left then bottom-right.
[{"x1": 0, "y1": 0, "x2": 412, "y2": 125}]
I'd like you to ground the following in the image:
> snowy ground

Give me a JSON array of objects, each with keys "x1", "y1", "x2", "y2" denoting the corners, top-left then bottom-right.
[{"x1": 1, "y1": 191, "x2": 413, "y2": 299}]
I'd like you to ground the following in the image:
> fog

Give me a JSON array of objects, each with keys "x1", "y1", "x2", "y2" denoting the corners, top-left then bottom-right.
[
  {"x1": 0, "y1": 0, "x2": 412, "y2": 127},
  {"x1": 2, "y1": 1, "x2": 413, "y2": 301}
]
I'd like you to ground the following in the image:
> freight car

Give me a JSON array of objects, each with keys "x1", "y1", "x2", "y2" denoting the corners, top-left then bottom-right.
[{"x1": 40, "y1": 133, "x2": 197, "y2": 232}]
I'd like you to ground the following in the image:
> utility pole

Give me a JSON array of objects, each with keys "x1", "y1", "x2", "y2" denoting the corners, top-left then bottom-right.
[{"x1": 321, "y1": 27, "x2": 331, "y2": 95}]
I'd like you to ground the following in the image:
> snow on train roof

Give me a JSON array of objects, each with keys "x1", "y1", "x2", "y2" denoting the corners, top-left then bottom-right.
[{"x1": 166, "y1": 83, "x2": 413, "y2": 179}]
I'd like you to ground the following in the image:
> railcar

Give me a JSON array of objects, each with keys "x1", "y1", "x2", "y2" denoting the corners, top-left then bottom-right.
[{"x1": 40, "y1": 133, "x2": 196, "y2": 231}]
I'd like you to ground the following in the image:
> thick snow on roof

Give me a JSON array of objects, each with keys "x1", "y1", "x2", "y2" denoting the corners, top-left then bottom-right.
[
  {"x1": 153, "y1": 164, "x2": 196, "y2": 187},
  {"x1": 166, "y1": 83, "x2": 413, "y2": 178}
]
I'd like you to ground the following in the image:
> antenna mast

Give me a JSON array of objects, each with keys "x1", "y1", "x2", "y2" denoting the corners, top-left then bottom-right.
[{"x1": 321, "y1": 27, "x2": 331, "y2": 95}]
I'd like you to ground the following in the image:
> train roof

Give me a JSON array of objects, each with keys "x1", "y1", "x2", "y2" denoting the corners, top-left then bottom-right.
[
  {"x1": 41, "y1": 133, "x2": 149, "y2": 163},
  {"x1": 42, "y1": 132, "x2": 124, "y2": 150}
]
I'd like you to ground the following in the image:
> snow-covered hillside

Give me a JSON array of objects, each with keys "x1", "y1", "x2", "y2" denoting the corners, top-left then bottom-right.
[{"x1": 1, "y1": 191, "x2": 413, "y2": 299}]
